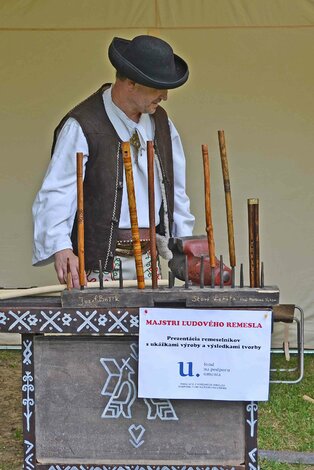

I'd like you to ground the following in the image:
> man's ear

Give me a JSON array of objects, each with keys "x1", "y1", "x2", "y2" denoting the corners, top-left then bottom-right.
[{"x1": 126, "y1": 79, "x2": 136, "y2": 90}]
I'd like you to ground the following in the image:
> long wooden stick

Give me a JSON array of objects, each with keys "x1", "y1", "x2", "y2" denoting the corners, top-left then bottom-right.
[
  {"x1": 122, "y1": 142, "x2": 145, "y2": 289},
  {"x1": 0, "y1": 280, "x2": 169, "y2": 301},
  {"x1": 218, "y1": 130, "x2": 236, "y2": 268},
  {"x1": 147, "y1": 141, "x2": 158, "y2": 288},
  {"x1": 248, "y1": 199, "x2": 256, "y2": 288},
  {"x1": 254, "y1": 199, "x2": 260, "y2": 287},
  {"x1": 201, "y1": 144, "x2": 216, "y2": 268},
  {"x1": 76, "y1": 152, "x2": 85, "y2": 289}
]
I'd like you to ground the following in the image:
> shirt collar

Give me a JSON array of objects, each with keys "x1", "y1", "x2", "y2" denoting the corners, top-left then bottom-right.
[{"x1": 103, "y1": 86, "x2": 153, "y2": 147}]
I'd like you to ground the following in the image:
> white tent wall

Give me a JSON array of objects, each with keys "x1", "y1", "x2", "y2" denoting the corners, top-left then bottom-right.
[{"x1": 0, "y1": 0, "x2": 313, "y2": 348}]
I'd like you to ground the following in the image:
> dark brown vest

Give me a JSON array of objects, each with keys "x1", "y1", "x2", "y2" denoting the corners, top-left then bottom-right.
[{"x1": 52, "y1": 84, "x2": 174, "y2": 271}]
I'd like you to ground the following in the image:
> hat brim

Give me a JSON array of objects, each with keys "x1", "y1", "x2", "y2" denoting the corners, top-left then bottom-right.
[{"x1": 108, "y1": 37, "x2": 189, "y2": 89}]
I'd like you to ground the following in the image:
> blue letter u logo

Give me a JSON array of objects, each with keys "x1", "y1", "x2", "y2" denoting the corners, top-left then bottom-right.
[{"x1": 178, "y1": 361, "x2": 194, "y2": 377}]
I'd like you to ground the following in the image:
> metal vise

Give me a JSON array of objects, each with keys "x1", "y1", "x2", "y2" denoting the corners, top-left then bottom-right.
[{"x1": 168, "y1": 235, "x2": 232, "y2": 286}]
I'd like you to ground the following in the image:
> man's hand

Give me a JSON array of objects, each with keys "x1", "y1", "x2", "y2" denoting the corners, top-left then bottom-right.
[{"x1": 54, "y1": 249, "x2": 86, "y2": 289}]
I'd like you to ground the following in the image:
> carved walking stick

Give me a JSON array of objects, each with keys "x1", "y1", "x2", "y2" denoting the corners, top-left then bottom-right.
[
  {"x1": 248, "y1": 198, "x2": 260, "y2": 287},
  {"x1": 202, "y1": 144, "x2": 216, "y2": 286},
  {"x1": 76, "y1": 152, "x2": 85, "y2": 290},
  {"x1": 122, "y1": 142, "x2": 145, "y2": 289},
  {"x1": 218, "y1": 130, "x2": 236, "y2": 286},
  {"x1": 147, "y1": 141, "x2": 158, "y2": 288}
]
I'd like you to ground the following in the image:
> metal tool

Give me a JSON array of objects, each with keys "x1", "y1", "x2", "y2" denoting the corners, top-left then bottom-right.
[
  {"x1": 240, "y1": 263, "x2": 244, "y2": 288},
  {"x1": 219, "y1": 255, "x2": 224, "y2": 288},
  {"x1": 184, "y1": 255, "x2": 189, "y2": 289},
  {"x1": 168, "y1": 236, "x2": 232, "y2": 287},
  {"x1": 119, "y1": 259, "x2": 123, "y2": 289},
  {"x1": 98, "y1": 260, "x2": 104, "y2": 290},
  {"x1": 200, "y1": 255, "x2": 205, "y2": 288}
]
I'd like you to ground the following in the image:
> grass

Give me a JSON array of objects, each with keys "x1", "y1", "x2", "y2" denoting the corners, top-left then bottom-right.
[
  {"x1": 0, "y1": 350, "x2": 313, "y2": 469},
  {"x1": 260, "y1": 464, "x2": 314, "y2": 470},
  {"x1": 259, "y1": 354, "x2": 313, "y2": 451},
  {"x1": 259, "y1": 354, "x2": 314, "y2": 470}
]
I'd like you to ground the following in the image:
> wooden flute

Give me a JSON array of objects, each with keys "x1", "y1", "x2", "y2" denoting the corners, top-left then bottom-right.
[
  {"x1": 248, "y1": 198, "x2": 260, "y2": 288},
  {"x1": 218, "y1": 130, "x2": 236, "y2": 285},
  {"x1": 122, "y1": 142, "x2": 145, "y2": 289},
  {"x1": 76, "y1": 152, "x2": 85, "y2": 290},
  {"x1": 147, "y1": 141, "x2": 158, "y2": 289},
  {"x1": 202, "y1": 144, "x2": 216, "y2": 277}
]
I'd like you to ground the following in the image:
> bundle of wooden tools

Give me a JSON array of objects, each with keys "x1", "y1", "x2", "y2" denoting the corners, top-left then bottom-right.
[
  {"x1": 0, "y1": 130, "x2": 276, "y2": 305},
  {"x1": 59, "y1": 129, "x2": 278, "y2": 309}
]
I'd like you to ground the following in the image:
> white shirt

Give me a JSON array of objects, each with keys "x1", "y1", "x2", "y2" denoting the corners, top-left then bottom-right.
[{"x1": 32, "y1": 87, "x2": 194, "y2": 265}]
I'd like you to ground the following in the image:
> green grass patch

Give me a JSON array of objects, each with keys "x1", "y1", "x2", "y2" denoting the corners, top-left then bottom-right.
[
  {"x1": 259, "y1": 463, "x2": 314, "y2": 470},
  {"x1": 259, "y1": 354, "x2": 314, "y2": 453}
]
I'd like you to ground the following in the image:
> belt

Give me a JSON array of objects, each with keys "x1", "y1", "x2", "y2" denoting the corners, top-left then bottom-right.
[
  {"x1": 116, "y1": 228, "x2": 150, "y2": 243},
  {"x1": 115, "y1": 228, "x2": 151, "y2": 256}
]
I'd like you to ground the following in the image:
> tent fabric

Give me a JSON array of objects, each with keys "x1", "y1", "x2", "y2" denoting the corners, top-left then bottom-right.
[
  {"x1": 0, "y1": 0, "x2": 314, "y2": 28},
  {"x1": 0, "y1": 1, "x2": 313, "y2": 348}
]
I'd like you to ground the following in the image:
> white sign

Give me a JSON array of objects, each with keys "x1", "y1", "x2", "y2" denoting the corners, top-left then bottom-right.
[{"x1": 138, "y1": 308, "x2": 272, "y2": 401}]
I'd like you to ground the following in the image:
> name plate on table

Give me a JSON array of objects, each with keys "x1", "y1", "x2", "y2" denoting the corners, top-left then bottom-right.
[
  {"x1": 139, "y1": 308, "x2": 272, "y2": 401},
  {"x1": 61, "y1": 286, "x2": 280, "y2": 308}
]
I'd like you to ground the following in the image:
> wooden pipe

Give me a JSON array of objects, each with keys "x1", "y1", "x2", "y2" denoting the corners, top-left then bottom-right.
[
  {"x1": 218, "y1": 130, "x2": 236, "y2": 269},
  {"x1": 122, "y1": 142, "x2": 145, "y2": 289},
  {"x1": 254, "y1": 199, "x2": 260, "y2": 287},
  {"x1": 248, "y1": 198, "x2": 260, "y2": 287},
  {"x1": 76, "y1": 152, "x2": 85, "y2": 289},
  {"x1": 147, "y1": 141, "x2": 158, "y2": 288},
  {"x1": 202, "y1": 144, "x2": 216, "y2": 269}
]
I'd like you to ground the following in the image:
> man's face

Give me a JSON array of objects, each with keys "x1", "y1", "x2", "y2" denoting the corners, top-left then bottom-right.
[{"x1": 131, "y1": 83, "x2": 168, "y2": 115}]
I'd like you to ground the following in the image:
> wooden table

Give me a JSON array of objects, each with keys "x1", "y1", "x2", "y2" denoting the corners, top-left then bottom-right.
[{"x1": 0, "y1": 286, "x2": 282, "y2": 470}]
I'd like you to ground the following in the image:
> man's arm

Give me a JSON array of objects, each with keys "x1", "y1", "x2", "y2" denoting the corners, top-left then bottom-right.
[{"x1": 32, "y1": 118, "x2": 88, "y2": 287}]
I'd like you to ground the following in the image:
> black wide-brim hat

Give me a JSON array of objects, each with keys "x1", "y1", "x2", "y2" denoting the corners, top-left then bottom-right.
[{"x1": 108, "y1": 35, "x2": 189, "y2": 89}]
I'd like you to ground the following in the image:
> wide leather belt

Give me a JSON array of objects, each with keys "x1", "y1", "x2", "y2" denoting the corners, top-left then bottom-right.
[
  {"x1": 116, "y1": 228, "x2": 150, "y2": 243},
  {"x1": 115, "y1": 228, "x2": 151, "y2": 256}
]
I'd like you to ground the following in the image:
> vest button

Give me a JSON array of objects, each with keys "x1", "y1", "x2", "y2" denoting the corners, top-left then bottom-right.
[
  {"x1": 111, "y1": 217, "x2": 119, "y2": 224},
  {"x1": 118, "y1": 181, "x2": 123, "y2": 189}
]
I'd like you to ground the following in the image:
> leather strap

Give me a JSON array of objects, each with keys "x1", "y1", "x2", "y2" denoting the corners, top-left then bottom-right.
[{"x1": 117, "y1": 228, "x2": 150, "y2": 243}]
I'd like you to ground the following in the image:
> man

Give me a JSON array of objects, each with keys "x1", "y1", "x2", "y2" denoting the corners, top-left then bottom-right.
[{"x1": 32, "y1": 35, "x2": 195, "y2": 287}]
